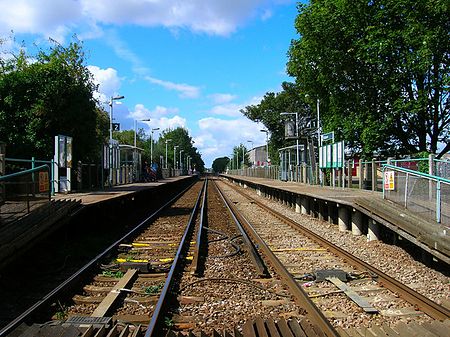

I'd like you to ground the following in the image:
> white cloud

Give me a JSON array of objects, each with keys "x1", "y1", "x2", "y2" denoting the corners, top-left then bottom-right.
[
  {"x1": 128, "y1": 104, "x2": 179, "y2": 121},
  {"x1": 0, "y1": 0, "x2": 277, "y2": 38},
  {"x1": 196, "y1": 116, "x2": 267, "y2": 167},
  {"x1": 209, "y1": 93, "x2": 237, "y2": 104},
  {"x1": 87, "y1": 65, "x2": 122, "y2": 104},
  {"x1": 157, "y1": 116, "x2": 187, "y2": 131},
  {"x1": 145, "y1": 76, "x2": 200, "y2": 99}
]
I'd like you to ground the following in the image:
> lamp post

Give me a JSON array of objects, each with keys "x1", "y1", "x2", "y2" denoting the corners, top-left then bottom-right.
[
  {"x1": 134, "y1": 119, "x2": 151, "y2": 148},
  {"x1": 173, "y1": 145, "x2": 179, "y2": 170},
  {"x1": 246, "y1": 140, "x2": 253, "y2": 167},
  {"x1": 150, "y1": 127, "x2": 160, "y2": 163},
  {"x1": 109, "y1": 95, "x2": 124, "y2": 186},
  {"x1": 260, "y1": 129, "x2": 269, "y2": 166},
  {"x1": 280, "y1": 112, "x2": 300, "y2": 168},
  {"x1": 179, "y1": 150, "x2": 184, "y2": 171},
  {"x1": 165, "y1": 139, "x2": 172, "y2": 169}
]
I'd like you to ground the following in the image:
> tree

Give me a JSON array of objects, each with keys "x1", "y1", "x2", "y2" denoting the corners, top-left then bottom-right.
[
  {"x1": 0, "y1": 37, "x2": 108, "y2": 163},
  {"x1": 287, "y1": 0, "x2": 450, "y2": 158},
  {"x1": 212, "y1": 157, "x2": 230, "y2": 173},
  {"x1": 241, "y1": 82, "x2": 313, "y2": 164},
  {"x1": 154, "y1": 127, "x2": 205, "y2": 173},
  {"x1": 230, "y1": 144, "x2": 250, "y2": 169}
]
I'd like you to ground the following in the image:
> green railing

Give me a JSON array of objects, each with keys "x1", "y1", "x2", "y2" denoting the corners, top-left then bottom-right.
[{"x1": 0, "y1": 164, "x2": 51, "y2": 224}]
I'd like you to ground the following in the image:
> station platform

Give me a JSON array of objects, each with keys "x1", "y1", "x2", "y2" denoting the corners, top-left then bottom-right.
[
  {"x1": 0, "y1": 176, "x2": 194, "y2": 270},
  {"x1": 53, "y1": 176, "x2": 191, "y2": 205},
  {"x1": 221, "y1": 174, "x2": 450, "y2": 265}
]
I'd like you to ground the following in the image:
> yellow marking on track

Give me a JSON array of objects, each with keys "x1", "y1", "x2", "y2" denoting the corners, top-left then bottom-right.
[{"x1": 271, "y1": 247, "x2": 326, "y2": 252}]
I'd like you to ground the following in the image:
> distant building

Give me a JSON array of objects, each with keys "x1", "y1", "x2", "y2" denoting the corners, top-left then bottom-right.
[{"x1": 247, "y1": 145, "x2": 269, "y2": 167}]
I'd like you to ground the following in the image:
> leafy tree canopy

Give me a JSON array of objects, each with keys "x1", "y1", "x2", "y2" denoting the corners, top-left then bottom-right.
[
  {"x1": 153, "y1": 127, "x2": 205, "y2": 173},
  {"x1": 212, "y1": 156, "x2": 230, "y2": 173},
  {"x1": 287, "y1": 0, "x2": 450, "y2": 158},
  {"x1": 0, "y1": 36, "x2": 108, "y2": 163}
]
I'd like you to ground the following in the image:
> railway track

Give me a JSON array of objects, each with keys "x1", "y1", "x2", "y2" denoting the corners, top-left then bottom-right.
[
  {"x1": 1, "y1": 178, "x2": 448, "y2": 337},
  {"x1": 217, "y1": 179, "x2": 450, "y2": 336}
]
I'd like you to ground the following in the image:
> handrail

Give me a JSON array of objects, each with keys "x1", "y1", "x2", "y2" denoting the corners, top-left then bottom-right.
[
  {"x1": 5, "y1": 157, "x2": 52, "y2": 164},
  {"x1": 382, "y1": 164, "x2": 450, "y2": 184},
  {"x1": 0, "y1": 164, "x2": 50, "y2": 181}
]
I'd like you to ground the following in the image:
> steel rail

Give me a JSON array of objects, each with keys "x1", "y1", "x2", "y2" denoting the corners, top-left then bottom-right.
[
  {"x1": 0, "y1": 180, "x2": 198, "y2": 337},
  {"x1": 212, "y1": 179, "x2": 270, "y2": 278},
  {"x1": 191, "y1": 178, "x2": 208, "y2": 275},
  {"x1": 225, "y1": 180, "x2": 450, "y2": 321},
  {"x1": 145, "y1": 179, "x2": 206, "y2": 337},
  {"x1": 216, "y1": 182, "x2": 339, "y2": 337}
]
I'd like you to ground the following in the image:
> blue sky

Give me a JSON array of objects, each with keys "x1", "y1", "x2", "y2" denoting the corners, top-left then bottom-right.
[{"x1": 0, "y1": 0, "x2": 300, "y2": 167}]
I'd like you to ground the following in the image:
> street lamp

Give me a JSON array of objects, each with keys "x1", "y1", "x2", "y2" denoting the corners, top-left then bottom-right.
[
  {"x1": 280, "y1": 112, "x2": 300, "y2": 168},
  {"x1": 247, "y1": 140, "x2": 253, "y2": 167},
  {"x1": 260, "y1": 129, "x2": 269, "y2": 166},
  {"x1": 150, "y1": 128, "x2": 160, "y2": 163},
  {"x1": 165, "y1": 139, "x2": 172, "y2": 169},
  {"x1": 179, "y1": 150, "x2": 184, "y2": 171},
  {"x1": 135, "y1": 119, "x2": 151, "y2": 148},
  {"x1": 173, "y1": 145, "x2": 179, "y2": 170},
  {"x1": 109, "y1": 95, "x2": 124, "y2": 186}
]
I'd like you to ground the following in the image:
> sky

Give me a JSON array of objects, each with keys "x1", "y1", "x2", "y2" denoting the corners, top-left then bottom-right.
[{"x1": 0, "y1": 0, "x2": 300, "y2": 167}]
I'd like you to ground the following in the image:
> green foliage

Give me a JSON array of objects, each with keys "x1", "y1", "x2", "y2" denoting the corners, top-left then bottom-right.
[
  {"x1": 286, "y1": 0, "x2": 450, "y2": 158},
  {"x1": 0, "y1": 36, "x2": 108, "y2": 163},
  {"x1": 212, "y1": 156, "x2": 230, "y2": 173},
  {"x1": 241, "y1": 82, "x2": 312, "y2": 164},
  {"x1": 144, "y1": 283, "x2": 164, "y2": 294},
  {"x1": 164, "y1": 316, "x2": 174, "y2": 327},
  {"x1": 229, "y1": 144, "x2": 251, "y2": 169},
  {"x1": 102, "y1": 270, "x2": 124, "y2": 278},
  {"x1": 154, "y1": 127, "x2": 205, "y2": 172}
]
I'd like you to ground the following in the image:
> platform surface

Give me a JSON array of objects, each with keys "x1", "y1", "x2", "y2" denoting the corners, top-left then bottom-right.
[{"x1": 52, "y1": 175, "x2": 191, "y2": 205}]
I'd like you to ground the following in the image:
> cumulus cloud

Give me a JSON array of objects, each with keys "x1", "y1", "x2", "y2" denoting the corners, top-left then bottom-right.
[
  {"x1": 87, "y1": 65, "x2": 122, "y2": 104},
  {"x1": 145, "y1": 76, "x2": 200, "y2": 99},
  {"x1": 196, "y1": 116, "x2": 267, "y2": 167},
  {"x1": 128, "y1": 104, "x2": 179, "y2": 121},
  {"x1": 0, "y1": 0, "x2": 275, "y2": 38}
]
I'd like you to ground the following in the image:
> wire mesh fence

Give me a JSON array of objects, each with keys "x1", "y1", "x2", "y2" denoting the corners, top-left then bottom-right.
[{"x1": 383, "y1": 165, "x2": 450, "y2": 225}]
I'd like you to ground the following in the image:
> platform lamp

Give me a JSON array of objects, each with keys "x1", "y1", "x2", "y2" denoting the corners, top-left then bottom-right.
[
  {"x1": 260, "y1": 129, "x2": 269, "y2": 166},
  {"x1": 150, "y1": 127, "x2": 160, "y2": 163},
  {"x1": 173, "y1": 145, "x2": 179, "y2": 170},
  {"x1": 247, "y1": 140, "x2": 253, "y2": 167},
  {"x1": 109, "y1": 95, "x2": 124, "y2": 186},
  {"x1": 179, "y1": 149, "x2": 184, "y2": 171},
  {"x1": 165, "y1": 139, "x2": 172, "y2": 169}
]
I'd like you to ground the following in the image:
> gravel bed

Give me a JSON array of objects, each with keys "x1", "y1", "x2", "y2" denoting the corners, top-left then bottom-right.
[
  {"x1": 170, "y1": 181, "x2": 305, "y2": 334},
  {"x1": 242, "y1": 184, "x2": 449, "y2": 306},
  {"x1": 218, "y1": 181, "x2": 448, "y2": 329}
]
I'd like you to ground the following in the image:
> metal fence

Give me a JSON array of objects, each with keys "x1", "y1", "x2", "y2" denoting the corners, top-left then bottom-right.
[
  {"x1": 383, "y1": 164, "x2": 450, "y2": 225},
  {"x1": 227, "y1": 166, "x2": 280, "y2": 181},
  {"x1": 0, "y1": 165, "x2": 51, "y2": 225}
]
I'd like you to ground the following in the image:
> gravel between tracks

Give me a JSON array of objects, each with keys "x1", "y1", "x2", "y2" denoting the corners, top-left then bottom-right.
[
  {"x1": 225, "y1": 180, "x2": 449, "y2": 310},
  {"x1": 172, "y1": 181, "x2": 304, "y2": 334}
]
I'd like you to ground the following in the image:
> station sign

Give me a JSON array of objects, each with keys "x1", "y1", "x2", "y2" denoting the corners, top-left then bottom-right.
[{"x1": 321, "y1": 131, "x2": 335, "y2": 143}]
